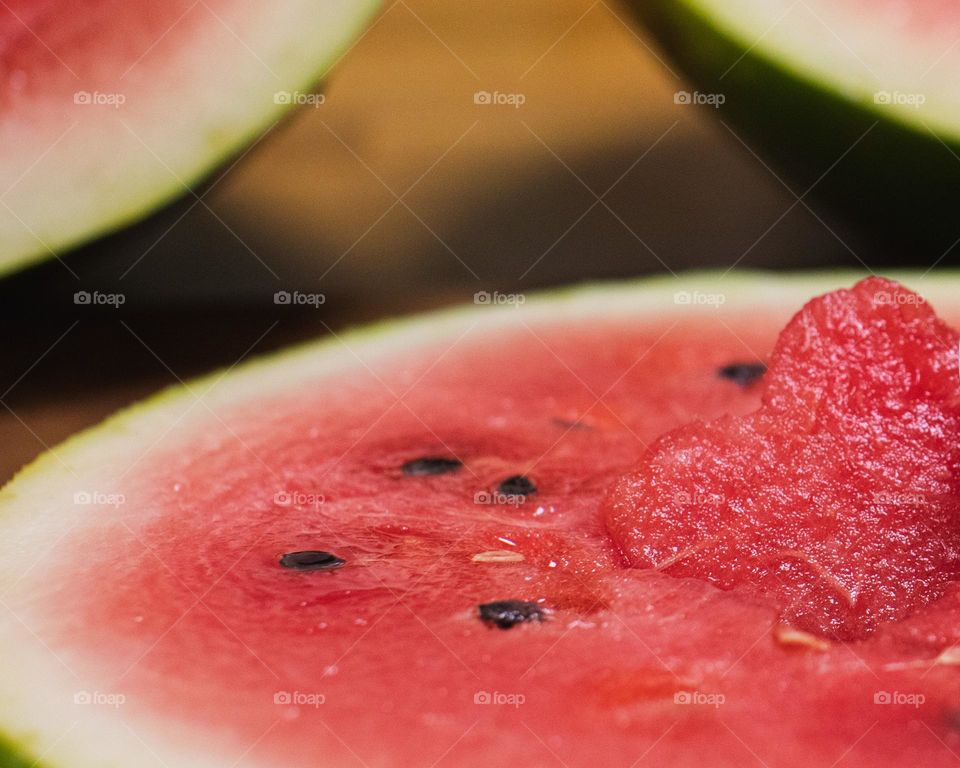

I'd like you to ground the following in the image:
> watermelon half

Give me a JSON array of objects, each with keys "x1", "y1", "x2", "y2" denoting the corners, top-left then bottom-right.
[
  {"x1": 627, "y1": 0, "x2": 960, "y2": 257},
  {"x1": 4, "y1": 273, "x2": 960, "y2": 766},
  {"x1": 0, "y1": 0, "x2": 380, "y2": 275}
]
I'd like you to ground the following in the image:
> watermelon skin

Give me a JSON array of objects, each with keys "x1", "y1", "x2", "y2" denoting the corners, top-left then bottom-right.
[
  {"x1": 0, "y1": 0, "x2": 380, "y2": 276},
  {"x1": 625, "y1": 0, "x2": 960, "y2": 259},
  {"x1": 4, "y1": 273, "x2": 960, "y2": 766}
]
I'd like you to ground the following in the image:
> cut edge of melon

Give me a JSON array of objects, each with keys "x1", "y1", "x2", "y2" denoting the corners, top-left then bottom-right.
[
  {"x1": 0, "y1": 270, "x2": 957, "y2": 767},
  {"x1": 0, "y1": 0, "x2": 383, "y2": 278},
  {"x1": 670, "y1": 0, "x2": 960, "y2": 144},
  {"x1": 10, "y1": 269, "x2": 944, "y2": 500}
]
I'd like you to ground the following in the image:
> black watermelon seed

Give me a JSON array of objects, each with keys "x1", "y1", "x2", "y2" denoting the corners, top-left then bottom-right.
[
  {"x1": 401, "y1": 457, "x2": 463, "y2": 476},
  {"x1": 717, "y1": 362, "x2": 767, "y2": 386},
  {"x1": 478, "y1": 600, "x2": 545, "y2": 629},
  {"x1": 497, "y1": 475, "x2": 537, "y2": 497},
  {"x1": 279, "y1": 551, "x2": 346, "y2": 572},
  {"x1": 551, "y1": 418, "x2": 592, "y2": 431}
]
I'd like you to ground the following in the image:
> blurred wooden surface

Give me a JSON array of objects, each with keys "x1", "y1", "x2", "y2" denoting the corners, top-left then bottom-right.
[{"x1": 0, "y1": 0, "x2": 859, "y2": 482}]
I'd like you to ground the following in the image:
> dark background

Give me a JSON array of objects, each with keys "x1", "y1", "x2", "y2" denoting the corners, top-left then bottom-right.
[{"x1": 0, "y1": 0, "x2": 896, "y2": 481}]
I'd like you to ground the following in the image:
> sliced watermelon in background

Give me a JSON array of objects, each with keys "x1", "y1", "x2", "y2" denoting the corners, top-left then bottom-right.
[
  {"x1": 3, "y1": 273, "x2": 960, "y2": 766},
  {"x1": 625, "y1": 0, "x2": 960, "y2": 259},
  {"x1": 0, "y1": 0, "x2": 380, "y2": 276}
]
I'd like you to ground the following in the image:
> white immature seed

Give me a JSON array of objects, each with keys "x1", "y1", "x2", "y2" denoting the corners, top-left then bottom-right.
[
  {"x1": 773, "y1": 624, "x2": 829, "y2": 652},
  {"x1": 472, "y1": 550, "x2": 525, "y2": 563}
]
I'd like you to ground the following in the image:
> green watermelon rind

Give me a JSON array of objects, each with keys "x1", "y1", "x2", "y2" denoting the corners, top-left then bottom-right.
[
  {"x1": 627, "y1": 0, "x2": 960, "y2": 252},
  {"x1": 0, "y1": 0, "x2": 382, "y2": 279},
  {"x1": 637, "y1": 0, "x2": 960, "y2": 141},
  {"x1": 0, "y1": 271, "x2": 956, "y2": 767}
]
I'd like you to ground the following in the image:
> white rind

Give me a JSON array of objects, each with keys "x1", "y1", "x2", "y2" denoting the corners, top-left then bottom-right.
[{"x1": 681, "y1": 0, "x2": 960, "y2": 142}]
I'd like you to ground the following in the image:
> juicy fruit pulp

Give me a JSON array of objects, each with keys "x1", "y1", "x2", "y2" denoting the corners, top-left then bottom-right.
[
  {"x1": 605, "y1": 278, "x2": 960, "y2": 640},
  {"x1": 5, "y1": 276, "x2": 960, "y2": 767}
]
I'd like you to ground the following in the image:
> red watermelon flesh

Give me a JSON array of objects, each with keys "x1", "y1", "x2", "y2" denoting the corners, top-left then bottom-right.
[
  {"x1": 4, "y1": 276, "x2": 960, "y2": 767},
  {"x1": 605, "y1": 277, "x2": 960, "y2": 640}
]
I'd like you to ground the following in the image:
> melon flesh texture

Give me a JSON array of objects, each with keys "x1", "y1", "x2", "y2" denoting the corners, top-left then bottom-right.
[
  {"x1": 0, "y1": 0, "x2": 379, "y2": 274},
  {"x1": 4, "y1": 276, "x2": 960, "y2": 767},
  {"x1": 605, "y1": 278, "x2": 960, "y2": 640}
]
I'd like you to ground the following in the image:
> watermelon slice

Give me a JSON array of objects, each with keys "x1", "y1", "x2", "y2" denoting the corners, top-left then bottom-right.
[
  {"x1": 628, "y1": 0, "x2": 960, "y2": 256},
  {"x1": 0, "y1": 0, "x2": 380, "y2": 275},
  {"x1": 3, "y1": 273, "x2": 960, "y2": 767}
]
